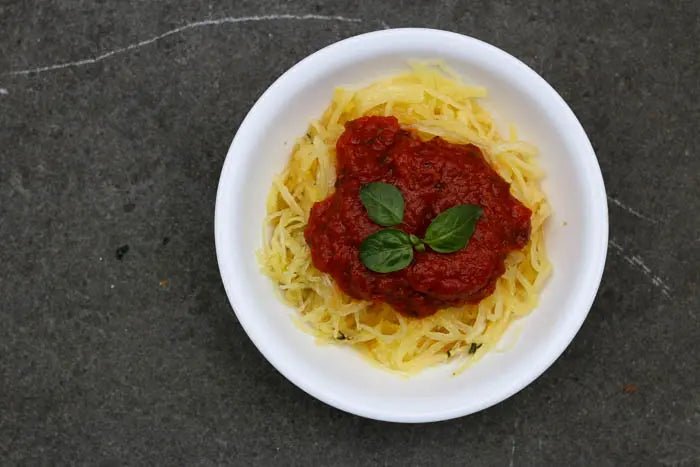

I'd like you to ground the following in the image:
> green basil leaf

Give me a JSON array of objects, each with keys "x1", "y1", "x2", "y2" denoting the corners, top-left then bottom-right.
[
  {"x1": 423, "y1": 204, "x2": 482, "y2": 253},
  {"x1": 359, "y1": 182, "x2": 404, "y2": 227},
  {"x1": 359, "y1": 229, "x2": 413, "y2": 273}
]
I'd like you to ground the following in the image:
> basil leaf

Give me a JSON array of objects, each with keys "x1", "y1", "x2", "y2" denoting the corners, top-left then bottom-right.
[
  {"x1": 359, "y1": 182, "x2": 404, "y2": 227},
  {"x1": 359, "y1": 229, "x2": 413, "y2": 273},
  {"x1": 423, "y1": 204, "x2": 482, "y2": 253}
]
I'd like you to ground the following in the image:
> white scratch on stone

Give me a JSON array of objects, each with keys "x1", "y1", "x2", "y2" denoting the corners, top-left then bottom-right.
[
  {"x1": 0, "y1": 87, "x2": 8, "y2": 95},
  {"x1": 609, "y1": 239, "x2": 671, "y2": 297},
  {"x1": 380, "y1": 20, "x2": 391, "y2": 29},
  {"x1": 607, "y1": 195, "x2": 657, "y2": 224},
  {"x1": 7, "y1": 14, "x2": 362, "y2": 76},
  {"x1": 509, "y1": 437, "x2": 516, "y2": 467}
]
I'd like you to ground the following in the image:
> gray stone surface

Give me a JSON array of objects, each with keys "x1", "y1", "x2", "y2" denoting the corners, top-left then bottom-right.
[{"x1": 1, "y1": 0, "x2": 698, "y2": 465}]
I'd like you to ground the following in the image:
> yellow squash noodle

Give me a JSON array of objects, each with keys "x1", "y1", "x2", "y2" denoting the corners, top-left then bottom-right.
[{"x1": 258, "y1": 62, "x2": 551, "y2": 375}]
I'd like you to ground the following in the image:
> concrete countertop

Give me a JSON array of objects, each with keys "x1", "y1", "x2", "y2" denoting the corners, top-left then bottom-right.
[{"x1": 1, "y1": 1, "x2": 697, "y2": 465}]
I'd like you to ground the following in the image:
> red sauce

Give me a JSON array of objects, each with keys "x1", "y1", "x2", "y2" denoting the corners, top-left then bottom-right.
[{"x1": 304, "y1": 116, "x2": 531, "y2": 318}]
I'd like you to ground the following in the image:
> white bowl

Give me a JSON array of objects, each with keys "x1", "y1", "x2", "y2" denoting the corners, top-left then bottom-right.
[{"x1": 215, "y1": 29, "x2": 608, "y2": 422}]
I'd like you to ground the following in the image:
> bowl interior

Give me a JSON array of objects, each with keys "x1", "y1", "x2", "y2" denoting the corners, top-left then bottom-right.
[{"x1": 215, "y1": 29, "x2": 607, "y2": 422}]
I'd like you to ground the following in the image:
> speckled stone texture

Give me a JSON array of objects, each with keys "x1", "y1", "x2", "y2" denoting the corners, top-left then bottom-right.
[{"x1": 1, "y1": 0, "x2": 698, "y2": 465}]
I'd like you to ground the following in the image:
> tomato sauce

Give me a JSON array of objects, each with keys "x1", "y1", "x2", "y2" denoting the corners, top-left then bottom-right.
[{"x1": 304, "y1": 116, "x2": 531, "y2": 317}]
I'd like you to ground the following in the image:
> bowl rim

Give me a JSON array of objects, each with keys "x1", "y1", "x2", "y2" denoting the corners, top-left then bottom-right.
[{"x1": 214, "y1": 28, "x2": 608, "y2": 423}]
